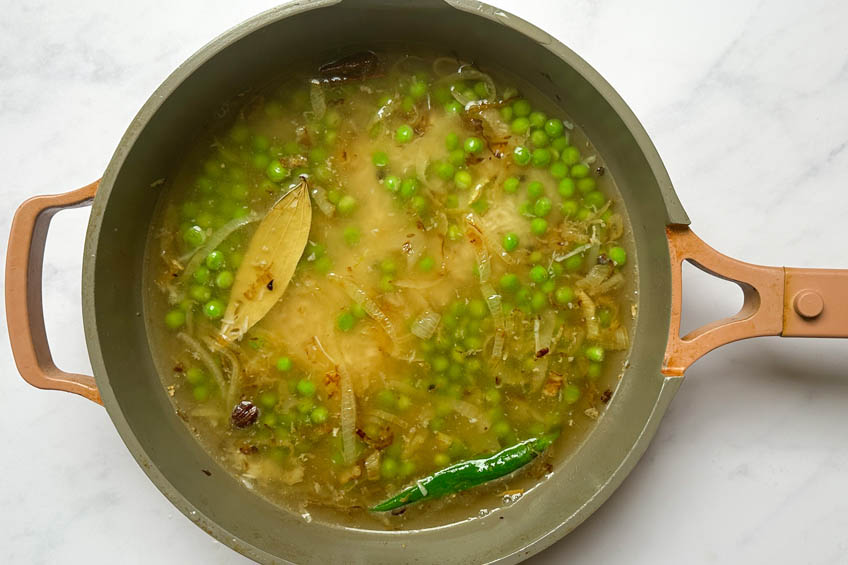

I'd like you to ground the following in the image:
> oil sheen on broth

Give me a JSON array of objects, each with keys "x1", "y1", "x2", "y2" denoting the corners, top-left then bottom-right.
[{"x1": 147, "y1": 51, "x2": 635, "y2": 529}]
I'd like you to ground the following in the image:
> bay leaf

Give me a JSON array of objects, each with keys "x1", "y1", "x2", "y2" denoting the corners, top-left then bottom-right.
[{"x1": 220, "y1": 180, "x2": 312, "y2": 341}]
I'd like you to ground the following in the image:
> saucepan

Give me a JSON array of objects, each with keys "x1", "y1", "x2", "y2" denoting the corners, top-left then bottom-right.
[{"x1": 6, "y1": 1, "x2": 847, "y2": 563}]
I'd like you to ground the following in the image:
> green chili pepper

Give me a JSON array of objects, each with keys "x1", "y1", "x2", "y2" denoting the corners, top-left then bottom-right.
[{"x1": 370, "y1": 432, "x2": 558, "y2": 512}]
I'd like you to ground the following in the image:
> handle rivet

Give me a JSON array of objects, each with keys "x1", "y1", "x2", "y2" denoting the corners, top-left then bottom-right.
[{"x1": 794, "y1": 290, "x2": 824, "y2": 319}]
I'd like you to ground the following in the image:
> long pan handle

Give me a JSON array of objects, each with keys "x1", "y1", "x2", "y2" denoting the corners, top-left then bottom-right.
[{"x1": 663, "y1": 225, "x2": 848, "y2": 376}]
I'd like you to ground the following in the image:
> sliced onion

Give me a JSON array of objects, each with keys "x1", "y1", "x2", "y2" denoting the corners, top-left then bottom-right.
[
  {"x1": 432, "y1": 56, "x2": 460, "y2": 77},
  {"x1": 202, "y1": 336, "x2": 241, "y2": 406},
  {"x1": 313, "y1": 335, "x2": 338, "y2": 366},
  {"x1": 576, "y1": 289, "x2": 599, "y2": 339},
  {"x1": 607, "y1": 213, "x2": 624, "y2": 241},
  {"x1": 465, "y1": 214, "x2": 491, "y2": 283},
  {"x1": 466, "y1": 212, "x2": 515, "y2": 266},
  {"x1": 453, "y1": 398, "x2": 489, "y2": 429},
  {"x1": 481, "y1": 282, "x2": 505, "y2": 359},
  {"x1": 364, "y1": 451, "x2": 381, "y2": 480},
  {"x1": 596, "y1": 273, "x2": 624, "y2": 295},
  {"x1": 553, "y1": 242, "x2": 591, "y2": 263},
  {"x1": 328, "y1": 274, "x2": 405, "y2": 350},
  {"x1": 178, "y1": 332, "x2": 226, "y2": 395},
  {"x1": 310, "y1": 186, "x2": 335, "y2": 217},
  {"x1": 577, "y1": 264, "x2": 613, "y2": 292},
  {"x1": 309, "y1": 80, "x2": 326, "y2": 120},
  {"x1": 411, "y1": 311, "x2": 441, "y2": 340},
  {"x1": 339, "y1": 366, "x2": 357, "y2": 464}
]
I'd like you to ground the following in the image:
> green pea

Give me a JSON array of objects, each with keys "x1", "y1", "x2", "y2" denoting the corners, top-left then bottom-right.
[
  {"x1": 529, "y1": 111, "x2": 547, "y2": 128},
  {"x1": 380, "y1": 258, "x2": 397, "y2": 275},
  {"x1": 351, "y1": 303, "x2": 367, "y2": 319},
  {"x1": 564, "y1": 253, "x2": 583, "y2": 272},
  {"x1": 189, "y1": 285, "x2": 212, "y2": 302},
  {"x1": 577, "y1": 207, "x2": 592, "y2": 221},
  {"x1": 410, "y1": 79, "x2": 428, "y2": 99},
  {"x1": 259, "y1": 391, "x2": 278, "y2": 410},
  {"x1": 529, "y1": 265, "x2": 548, "y2": 284},
  {"x1": 587, "y1": 362, "x2": 603, "y2": 380},
  {"x1": 337, "y1": 311, "x2": 356, "y2": 332},
  {"x1": 164, "y1": 309, "x2": 185, "y2": 330},
  {"x1": 502, "y1": 232, "x2": 519, "y2": 252},
  {"x1": 570, "y1": 163, "x2": 590, "y2": 178},
  {"x1": 577, "y1": 177, "x2": 597, "y2": 193},
  {"x1": 513, "y1": 146, "x2": 531, "y2": 166},
  {"x1": 526, "y1": 181, "x2": 544, "y2": 199},
  {"x1": 310, "y1": 406, "x2": 329, "y2": 424},
  {"x1": 454, "y1": 170, "x2": 473, "y2": 190},
  {"x1": 530, "y1": 129, "x2": 549, "y2": 147},
  {"x1": 397, "y1": 395, "x2": 412, "y2": 411},
  {"x1": 411, "y1": 195, "x2": 428, "y2": 214},
  {"x1": 215, "y1": 270, "x2": 234, "y2": 289},
  {"x1": 532, "y1": 148, "x2": 552, "y2": 167},
  {"x1": 262, "y1": 412, "x2": 277, "y2": 427},
  {"x1": 193, "y1": 385, "x2": 210, "y2": 402},
  {"x1": 342, "y1": 226, "x2": 360, "y2": 246},
  {"x1": 551, "y1": 262, "x2": 564, "y2": 276},
  {"x1": 276, "y1": 357, "x2": 293, "y2": 372},
  {"x1": 503, "y1": 176, "x2": 520, "y2": 194},
  {"x1": 252, "y1": 153, "x2": 270, "y2": 170},
  {"x1": 435, "y1": 160, "x2": 455, "y2": 181},
  {"x1": 376, "y1": 389, "x2": 397, "y2": 410},
  {"x1": 530, "y1": 217, "x2": 548, "y2": 236},
  {"x1": 549, "y1": 161, "x2": 568, "y2": 179},
  {"x1": 445, "y1": 132, "x2": 459, "y2": 150},
  {"x1": 585, "y1": 345, "x2": 606, "y2": 362},
  {"x1": 444, "y1": 194, "x2": 459, "y2": 208},
  {"x1": 203, "y1": 299, "x2": 225, "y2": 319},
  {"x1": 337, "y1": 195, "x2": 356, "y2": 216},
  {"x1": 296, "y1": 379, "x2": 316, "y2": 397},
  {"x1": 444, "y1": 100, "x2": 463, "y2": 114},
  {"x1": 464, "y1": 136, "x2": 484, "y2": 154},
  {"x1": 205, "y1": 250, "x2": 225, "y2": 270},
  {"x1": 500, "y1": 106, "x2": 514, "y2": 121},
  {"x1": 499, "y1": 273, "x2": 520, "y2": 293},
  {"x1": 533, "y1": 197, "x2": 553, "y2": 217},
  {"x1": 544, "y1": 118, "x2": 565, "y2": 138},
  {"x1": 182, "y1": 225, "x2": 205, "y2": 247},
  {"x1": 584, "y1": 190, "x2": 606, "y2": 209},
  {"x1": 381, "y1": 457, "x2": 399, "y2": 479},
  {"x1": 511, "y1": 117, "x2": 530, "y2": 135},
  {"x1": 598, "y1": 307, "x2": 612, "y2": 328},
  {"x1": 448, "y1": 148, "x2": 466, "y2": 167},
  {"x1": 309, "y1": 147, "x2": 328, "y2": 164},
  {"x1": 186, "y1": 367, "x2": 206, "y2": 385},
  {"x1": 608, "y1": 246, "x2": 627, "y2": 266},
  {"x1": 555, "y1": 286, "x2": 575, "y2": 305},
  {"x1": 493, "y1": 420, "x2": 511, "y2": 437},
  {"x1": 192, "y1": 266, "x2": 210, "y2": 285},
  {"x1": 384, "y1": 175, "x2": 401, "y2": 193},
  {"x1": 531, "y1": 290, "x2": 547, "y2": 312},
  {"x1": 266, "y1": 160, "x2": 290, "y2": 183},
  {"x1": 432, "y1": 356, "x2": 450, "y2": 373},
  {"x1": 372, "y1": 150, "x2": 389, "y2": 168},
  {"x1": 564, "y1": 384, "x2": 581, "y2": 405},
  {"x1": 561, "y1": 146, "x2": 581, "y2": 165},
  {"x1": 400, "y1": 178, "x2": 419, "y2": 199},
  {"x1": 395, "y1": 124, "x2": 414, "y2": 143},
  {"x1": 469, "y1": 299, "x2": 487, "y2": 319},
  {"x1": 558, "y1": 178, "x2": 576, "y2": 199},
  {"x1": 512, "y1": 99, "x2": 531, "y2": 117},
  {"x1": 529, "y1": 251, "x2": 544, "y2": 264},
  {"x1": 418, "y1": 256, "x2": 435, "y2": 272},
  {"x1": 561, "y1": 199, "x2": 579, "y2": 218}
]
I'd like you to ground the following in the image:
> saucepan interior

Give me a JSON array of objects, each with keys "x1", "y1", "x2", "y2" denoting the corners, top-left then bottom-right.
[{"x1": 83, "y1": 0, "x2": 686, "y2": 562}]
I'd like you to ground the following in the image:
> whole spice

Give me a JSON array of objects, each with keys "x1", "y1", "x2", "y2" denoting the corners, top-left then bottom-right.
[{"x1": 231, "y1": 401, "x2": 259, "y2": 428}]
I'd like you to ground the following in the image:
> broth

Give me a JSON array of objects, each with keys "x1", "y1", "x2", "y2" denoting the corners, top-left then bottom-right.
[{"x1": 146, "y1": 51, "x2": 636, "y2": 529}]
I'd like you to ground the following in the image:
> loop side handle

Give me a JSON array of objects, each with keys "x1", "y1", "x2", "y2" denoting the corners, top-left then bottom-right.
[
  {"x1": 5, "y1": 181, "x2": 102, "y2": 403},
  {"x1": 663, "y1": 226, "x2": 784, "y2": 376}
]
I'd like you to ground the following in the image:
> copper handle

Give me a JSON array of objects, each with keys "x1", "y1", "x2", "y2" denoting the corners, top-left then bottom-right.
[
  {"x1": 663, "y1": 226, "x2": 848, "y2": 376},
  {"x1": 5, "y1": 181, "x2": 102, "y2": 404}
]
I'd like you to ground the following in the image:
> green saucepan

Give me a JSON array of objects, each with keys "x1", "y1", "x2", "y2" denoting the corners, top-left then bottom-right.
[{"x1": 7, "y1": 1, "x2": 848, "y2": 563}]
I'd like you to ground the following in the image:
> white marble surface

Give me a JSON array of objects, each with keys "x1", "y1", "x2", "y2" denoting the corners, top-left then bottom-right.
[{"x1": 2, "y1": 0, "x2": 848, "y2": 563}]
